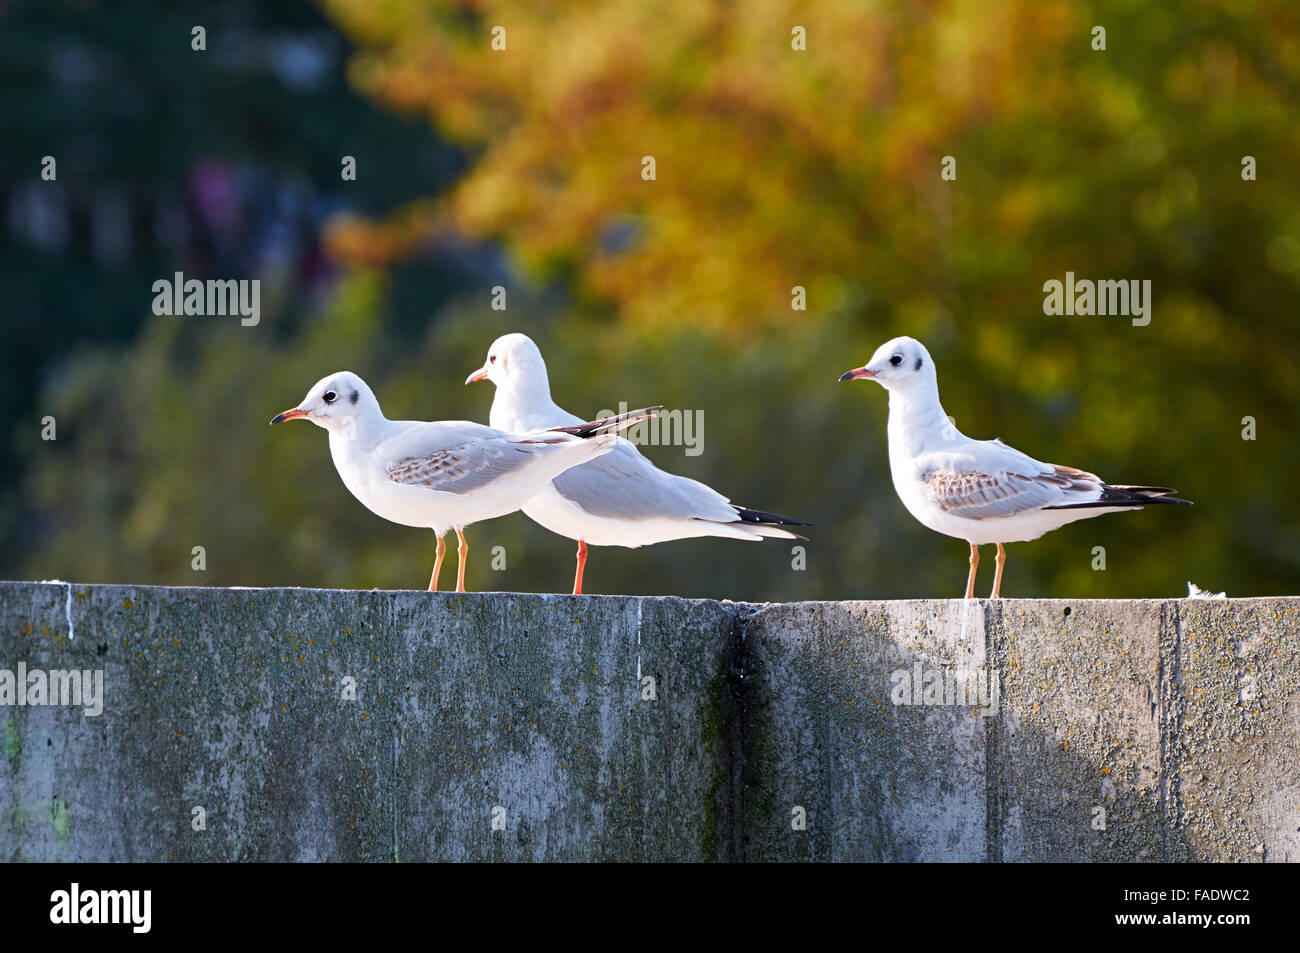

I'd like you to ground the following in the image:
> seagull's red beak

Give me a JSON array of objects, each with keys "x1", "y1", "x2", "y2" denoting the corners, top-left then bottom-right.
[
  {"x1": 838, "y1": 366, "x2": 877, "y2": 382},
  {"x1": 269, "y1": 407, "x2": 309, "y2": 425},
  {"x1": 464, "y1": 365, "x2": 489, "y2": 385}
]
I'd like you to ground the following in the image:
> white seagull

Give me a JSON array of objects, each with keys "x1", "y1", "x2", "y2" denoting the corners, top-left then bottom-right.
[
  {"x1": 840, "y1": 336, "x2": 1190, "y2": 598},
  {"x1": 271, "y1": 371, "x2": 656, "y2": 592},
  {"x1": 466, "y1": 333, "x2": 810, "y2": 594}
]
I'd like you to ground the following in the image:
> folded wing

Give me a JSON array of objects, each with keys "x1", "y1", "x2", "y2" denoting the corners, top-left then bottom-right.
[
  {"x1": 551, "y1": 441, "x2": 740, "y2": 522},
  {"x1": 917, "y1": 441, "x2": 1104, "y2": 520},
  {"x1": 379, "y1": 422, "x2": 543, "y2": 495}
]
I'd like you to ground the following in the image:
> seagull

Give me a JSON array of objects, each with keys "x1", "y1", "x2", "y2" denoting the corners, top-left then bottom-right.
[
  {"x1": 840, "y1": 336, "x2": 1190, "y2": 598},
  {"x1": 271, "y1": 370, "x2": 656, "y2": 592},
  {"x1": 466, "y1": 333, "x2": 810, "y2": 594}
]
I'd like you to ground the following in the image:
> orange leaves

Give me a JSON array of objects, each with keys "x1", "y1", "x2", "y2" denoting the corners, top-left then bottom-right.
[{"x1": 320, "y1": 0, "x2": 1300, "y2": 355}]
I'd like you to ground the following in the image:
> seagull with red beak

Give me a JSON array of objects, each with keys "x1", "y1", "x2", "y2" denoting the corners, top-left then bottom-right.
[
  {"x1": 271, "y1": 370, "x2": 656, "y2": 592},
  {"x1": 467, "y1": 333, "x2": 810, "y2": 594},
  {"x1": 840, "y1": 336, "x2": 1189, "y2": 598}
]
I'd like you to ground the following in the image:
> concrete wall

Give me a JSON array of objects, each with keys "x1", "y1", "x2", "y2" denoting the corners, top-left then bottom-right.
[{"x1": 1, "y1": 582, "x2": 1296, "y2": 861}]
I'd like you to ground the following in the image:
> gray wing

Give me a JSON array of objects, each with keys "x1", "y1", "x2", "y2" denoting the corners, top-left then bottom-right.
[
  {"x1": 917, "y1": 444, "x2": 1103, "y2": 520},
  {"x1": 377, "y1": 421, "x2": 546, "y2": 495},
  {"x1": 551, "y1": 440, "x2": 738, "y2": 522}
]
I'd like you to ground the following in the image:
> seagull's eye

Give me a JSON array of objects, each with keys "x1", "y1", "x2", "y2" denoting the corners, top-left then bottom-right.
[
  {"x1": 323, "y1": 391, "x2": 337, "y2": 404},
  {"x1": 489, "y1": 355, "x2": 497, "y2": 364},
  {"x1": 889, "y1": 354, "x2": 903, "y2": 367}
]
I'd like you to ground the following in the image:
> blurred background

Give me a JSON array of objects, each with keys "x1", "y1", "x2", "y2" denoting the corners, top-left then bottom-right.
[{"x1": 1, "y1": 0, "x2": 1297, "y2": 600}]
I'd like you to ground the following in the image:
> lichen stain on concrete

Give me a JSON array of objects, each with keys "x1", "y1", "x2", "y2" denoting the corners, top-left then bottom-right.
[
  {"x1": 48, "y1": 798, "x2": 71, "y2": 844},
  {"x1": 0, "y1": 798, "x2": 69, "y2": 848},
  {"x1": 2, "y1": 721, "x2": 19, "y2": 762}
]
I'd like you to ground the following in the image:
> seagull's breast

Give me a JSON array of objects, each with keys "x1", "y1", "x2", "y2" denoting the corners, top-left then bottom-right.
[
  {"x1": 891, "y1": 454, "x2": 950, "y2": 533},
  {"x1": 329, "y1": 434, "x2": 450, "y2": 530},
  {"x1": 328, "y1": 435, "x2": 376, "y2": 503},
  {"x1": 886, "y1": 428, "x2": 944, "y2": 523}
]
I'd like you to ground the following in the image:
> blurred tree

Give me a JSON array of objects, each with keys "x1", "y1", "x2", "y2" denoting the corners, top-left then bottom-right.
[
  {"x1": 313, "y1": 0, "x2": 1300, "y2": 596},
  {"x1": 7, "y1": 0, "x2": 1300, "y2": 599},
  {"x1": 0, "y1": 0, "x2": 467, "y2": 563}
]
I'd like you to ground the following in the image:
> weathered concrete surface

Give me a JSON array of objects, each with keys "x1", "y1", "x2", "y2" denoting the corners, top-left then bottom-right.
[
  {"x1": 735, "y1": 600, "x2": 990, "y2": 861},
  {"x1": 0, "y1": 583, "x2": 734, "y2": 861},
  {"x1": 1, "y1": 583, "x2": 1297, "y2": 861},
  {"x1": 740, "y1": 597, "x2": 1300, "y2": 862}
]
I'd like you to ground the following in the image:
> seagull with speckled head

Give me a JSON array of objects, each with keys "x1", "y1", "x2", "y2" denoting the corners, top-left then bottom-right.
[
  {"x1": 840, "y1": 336, "x2": 1190, "y2": 598},
  {"x1": 271, "y1": 370, "x2": 656, "y2": 592},
  {"x1": 467, "y1": 333, "x2": 810, "y2": 594}
]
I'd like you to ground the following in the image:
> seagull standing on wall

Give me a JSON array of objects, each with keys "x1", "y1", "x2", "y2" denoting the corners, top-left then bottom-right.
[
  {"x1": 271, "y1": 371, "x2": 656, "y2": 592},
  {"x1": 466, "y1": 334, "x2": 810, "y2": 594},
  {"x1": 839, "y1": 337, "x2": 1190, "y2": 598}
]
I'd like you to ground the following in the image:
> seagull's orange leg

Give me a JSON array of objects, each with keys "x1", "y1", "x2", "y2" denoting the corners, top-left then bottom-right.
[
  {"x1": 992, "y1": 543, "x2": 1007, "y2": 599},
  {"x1": 455, "y1": 528, "x2": 469, "y2": 593},
  {"x1": 572, "y1": 539, "x2": 588, "y2": 595},
  {"x1": 964, "y1": 544, "x2": 980, "y2": 599},
  {"x1": 428, "y1": 535, "x2": 446, "y2": 592}
]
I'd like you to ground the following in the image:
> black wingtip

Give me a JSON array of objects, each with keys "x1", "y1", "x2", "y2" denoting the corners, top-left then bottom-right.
[
  {"x1": 1104, "y1": 485, "x2": 1193, "y2": 505},
  {"x1": 548, "y1": 406, "x2": 661, "y2": 439},
  {"x1": 1045, "y1": 485, "x2": 1193, "y2": 510},
  {"x1": 732, "y1": 505, "x2": 814, "y2": 527}
]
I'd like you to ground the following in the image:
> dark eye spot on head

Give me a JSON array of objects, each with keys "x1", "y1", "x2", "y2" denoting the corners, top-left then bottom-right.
[
  {"x1": 349, "y1": 390, "x2": 359, "y2": 405},
  {"x1": 914, "y1": 357, "x2": 922, "y2": 371},
  {"x1": 323, "y1": 390, "x2": 337, "y2": 404},
  {"x1": 889, "y1": 354, "x2": 903, "y2": 367}
]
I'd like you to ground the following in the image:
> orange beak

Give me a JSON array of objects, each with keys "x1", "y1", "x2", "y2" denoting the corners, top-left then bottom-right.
[
  {"x1": 838, "y1": 366, "x2": 877, "y2": 381},
  {"x1": 464, "y1": 366, "x2": 489, "y2": 385},
  {"x1": 269, "y1": 407, "x2": 309, "y2": 425}
]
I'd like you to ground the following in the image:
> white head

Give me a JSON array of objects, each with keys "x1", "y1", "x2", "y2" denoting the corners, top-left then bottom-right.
[
  {"x1": 839, "y1": 336, "x2": 938, "y2": 395},
  {"x1": 464, "y1": 332, "x2": 550, "y2": 392},
  {"x1": 269, "y1": 371, "x2": 380, "y2": 432}
]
